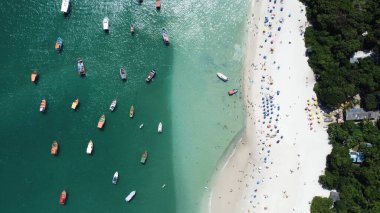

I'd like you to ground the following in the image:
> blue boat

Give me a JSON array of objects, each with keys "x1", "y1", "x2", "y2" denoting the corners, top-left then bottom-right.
[{"x1": 55, "y1": 37, "x2": 63, "y2": 52}]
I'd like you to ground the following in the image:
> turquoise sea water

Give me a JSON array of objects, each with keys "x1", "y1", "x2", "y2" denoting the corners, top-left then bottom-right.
[{"x1": 0, "y1": 0, "x2": 248, "y2": 212}]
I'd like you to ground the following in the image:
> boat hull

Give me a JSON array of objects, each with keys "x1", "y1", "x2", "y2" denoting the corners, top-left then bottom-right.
[
  {"x1": 125, "y1": 191, "x2": 136, "y2": 202},
  {"x1": 59, "y1": 190, "x2": 67, "y2": 205}
]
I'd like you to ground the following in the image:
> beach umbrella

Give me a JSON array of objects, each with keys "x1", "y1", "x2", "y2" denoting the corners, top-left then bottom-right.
[
  {"x1": 309, "y1": 112, "x2": 313, "y2": 116},
  {"x1": 307, "y1": 107, "x2": 311, "y2": 111},
  {"x1": 267, "y1": 125, "x2": 271, "y2": 128},
  {"x1": 317, "y1": 115, "x2": 321, "y2": 119}
]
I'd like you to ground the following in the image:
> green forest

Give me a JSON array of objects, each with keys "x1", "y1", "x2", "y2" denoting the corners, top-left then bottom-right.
[
  {"x1": 301, "y1": 0, "x2": 380, "y2": 110},
  {"x1": 311, "y1": 121, "x2": 380, "y2": 212}
]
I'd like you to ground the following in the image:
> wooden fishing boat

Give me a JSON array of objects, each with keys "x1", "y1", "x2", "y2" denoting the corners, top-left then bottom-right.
[
  {"x1": 120, "y1": 67, "x2": 127, "y2": 80},
  {"x1": 60, "y1": 0, "x2": 70, "y2": 14},
  {"x1": 55, "y1": 37, "x2": 63, "y2": 52},
  {"x1": 59, "y1": 190, "x2": 67, "y2": 205},
  {"x1": 51, "y1": 141, "x2": 59, "y2": 156},
  {"x1": 161, "y1": 28, "x2": 169, "y2": 45},
  {"x1": 228, "y1": 89, "x2": 238, "y2": 96},
  {"x1": 71, "y1": 99, "x2": 79, "y2": 110},
  {"x1": 145, "y1": 69, "x2": 156, "y2": 82},
  {"x1": 97, "y1": 114, "x2": 105, "y2": 129},
  {"x1": 158, "y1": 122, "x2": 162, "y2": 133},
  {"x1": 129, "y1": 105, "x2": 134, "y2": 118},
  {"x1": 156, "y1": 0, "x2": 161, "y2": 9},
  {"x1": 140, "y1": 151, "x2": 148, "y2": 164},
  {"x1": 40, "y1": 99, "x2": 46, "y2": 112},
  {"x1": 125, "y1": 191, "x2": 136, "y2": 202},
  {"x1": 216, "y1": 72, "x2": 228, "y2": 81},
  {"x1": 77, "y1": 58, "x2": 86, "y2": 76},
  {"x1": 31, "y1": 71, "x2": 38, "y2": 83},
  {"x1": 103, "y1": 17, "x2": 109, "y2": 31},
  {"x1": 86, "y1": 140, "x2": 93, "y2": 155},
  {"x1": 109, "y1": 99, "x2": 117, "y2": 111}
]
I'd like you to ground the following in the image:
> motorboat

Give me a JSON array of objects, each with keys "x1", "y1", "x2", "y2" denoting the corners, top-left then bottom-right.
[
  {"x1": 97, "y1": 114, "x2": 105, "y2": 129},
  {"x1": 77, "y1": 58, "x2": 86, "y2": 76},
  {"x1": 109, "y1": 99, "x2": 117, "y2": 111},
  {"x1": 130, "y1": 24, "x2": 135, "y2": 34},
  {"x1": 129, "y1": 105, "x2": 134, "y2": 118},
  {"x1": 228, "y1": 89, "x2": 238, "y2": 96},
  {"x1": 103, "y1": 17, "x2": 109, "y2": 31},
  {"x1": 71, "y1": 99, "x2": 79, "y2": 110},
  {"x1": 125, "y1": 191, "x2": 136, "y2": 202},
  {"x1": 31, "y1": 71, "x2": 38, "y2": 83},
  {"x1": 140, "y1": 151, "x2": 148, "y2": 164},
  {"x1": 156, "y1": 0, "x2": 161, "y2": 9},
  {"x1": 161, "y1": 28, "x2": 169, "y2": 45},
  {"x1": 216, "y1": 72, "x2": 228, "y2": 81},
  {"x1": 40, "y1": 99, "x2": 46, "y2": 112},
  {"x1": 51, "y1": 141, "x2": 59, "y2": 156},
  {"x1": 60, "y1": 0, "x2": 70, "y2": 14},
  {"x1": 145, "y1": 69, "x2": 156, "y2": 82},
  {"x1": 139, "y1": 123, "x2": 144, "y2": 129},
  {"x1": 86, "y1": 140, "x2": 93, "y2": 155},
  {"x1": 158, "y1": 122, "x2": 162, "y2": 133},
  {"x1": 59, "y1": 190, "x2": 67, "y2": 205},
  {"x1": 55, "y1": 37, "x2": 63, "y2": 52},
  {"x1": 120, "y1": 67, "x2": 127, "y2": 80},
  {"x1": 112, "y1": 171, "x2": 119, "y2": 184}
]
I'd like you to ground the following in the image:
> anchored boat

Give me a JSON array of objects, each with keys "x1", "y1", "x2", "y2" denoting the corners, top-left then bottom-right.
[
  {"x1": 109, "y1": 99, "x2": 117, "y2": 111},
  {"x1": 112, "y1": 171, "x2": 119, "y2": 184},
  {"x1": 103, "y1": 17, "x2": 109, "y2": 31},
  {"x1": 71, "y1": 99, "x2": 79, "y2": 110},
  {"x1": 86, "y1": 140, "x2": 93, "y2": 155},
  {"x1": 145, "y1": 69, "x2": 156, "y2": 82},
  {"x1": 125, "y1": 191, "x2": 136, "y2": 202},
  {"x1": 55, "y1": 37, "x2": 63, "y2": 52},
  {"x1": 59, "y1": 190, "x2": 67, "y2": 205},
  {"x1": 130, "y1": 24, "x2": 135, "y2": 34},
  {"x1": 120, "y1": 67, "x2": 127, "y2": 80},
  {"x1": 140, "y1": 151, "x2": 148, "y2": 164},
  {"x1": 156, "y1": 0, "x2": 161, "y2": 9},
  {"x1": 60, "y1": 0, "x2": 69, "y2": 14},
  {"x1": 228, "y1": 89, "x2": 238, "y2": 96},
  {"x1": 216, "y1": 72, "x2": 228, "y2": 81},
  {"x1": 31, "y1": 71, "x2": 38, "y2": 83},
  {"x1": 77, "y1": 58, "x2": 86, "y2": 76},
  {"x1": 158, "y1": 122, "x2": 163, "y2": 133},
  {"x1": 161, "y1": 28, "x2": 169, "y2": 45},
  {"x1": 129, "y1": 105, "x2": 134, "y2": 118},
  {"x1": 97, "y1": 114, "x2": 105, "y2": 129},
  {"x1": 51, "y1": 141, "x2": 59, "y2": 156},
  {"x1": 40, "y1": 99, "x2": 46, "y2": 112}
]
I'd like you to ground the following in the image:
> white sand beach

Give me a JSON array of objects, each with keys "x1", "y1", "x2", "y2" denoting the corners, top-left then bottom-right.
[{"x1": 201, "y1": 0, "x2": 332, "y2": 212}]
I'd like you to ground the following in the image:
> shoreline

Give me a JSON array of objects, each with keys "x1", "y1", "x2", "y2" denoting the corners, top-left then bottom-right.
[{"x1": 201, "y1": 0, "x2": 332, "y2": 212}]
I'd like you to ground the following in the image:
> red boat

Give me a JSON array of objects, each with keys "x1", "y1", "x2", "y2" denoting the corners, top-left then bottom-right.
[
  {"x1": 228, "y1": 89, "x2": 238, "y2": 96},
  {"x1": 59, "y1": 190, "x2": 67, "y2": 205}
]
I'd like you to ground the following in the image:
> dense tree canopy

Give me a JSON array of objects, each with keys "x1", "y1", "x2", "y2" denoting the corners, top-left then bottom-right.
[
  {"x1": 301, "y1": 0, "x2": 380, "y2": 109},
  {"x1": 310, "y1": 121, "x2": 380, "y2": 212}
]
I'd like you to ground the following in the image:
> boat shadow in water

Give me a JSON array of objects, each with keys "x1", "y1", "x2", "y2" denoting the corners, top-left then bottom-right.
[{"x1": 63, "y1": 4, "x2": 72, "y2": 17}]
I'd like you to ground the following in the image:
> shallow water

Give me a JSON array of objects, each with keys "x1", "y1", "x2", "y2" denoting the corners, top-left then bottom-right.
[{"x1": 0, "y1": 0, "x2": 248, "y2": 212}]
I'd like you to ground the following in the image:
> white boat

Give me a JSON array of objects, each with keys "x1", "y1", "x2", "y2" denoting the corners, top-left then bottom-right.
[
  {"x1": 125, "y1": 191, "x2": 136, "y2": 202},
  {"x1": 103, "y1": 17, "x2": 109, "y2": 31},
  {"x1": 112, "y1": 171, "x2": 118, "y2": 184},
  {"x1": 139, "y1": 123, "x2": 144, "y2": 129},
  {"x1": 216, "y1": 72, "x2": 228, "y2": 81},
  {"x1": 86, "y1": 140, "x2": 93, "y2": 155},
  {"x1": 61, "y1": 0, "x2": 70, "y2": 14},
  {"x1": 109, "y1": 99, "x2": 117, "y2": 111},
  {"x1": 158, "y1": 122, "x2": 162, "y2": 133}
]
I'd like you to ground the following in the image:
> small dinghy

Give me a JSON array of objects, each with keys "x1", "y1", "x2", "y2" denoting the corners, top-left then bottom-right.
[{"x1": 103, "y1": 17, "x2": 109, "y2": 31}]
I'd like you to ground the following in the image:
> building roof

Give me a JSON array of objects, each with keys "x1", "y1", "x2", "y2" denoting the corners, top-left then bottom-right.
[
  {"x1": 329, "y1": 190, "x2": 340, "y2": 202},
  {"x1": 349, "y1": 149, "x2": 364, "y2": 163},
  {"x1": 345, "y1": 108, "x2": 379, "y2": 121}
]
